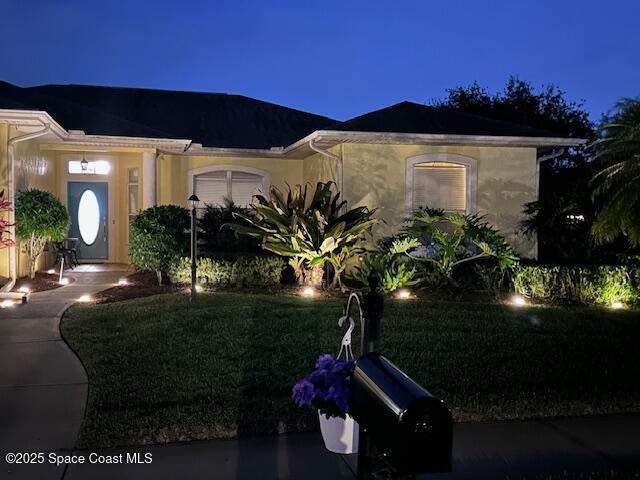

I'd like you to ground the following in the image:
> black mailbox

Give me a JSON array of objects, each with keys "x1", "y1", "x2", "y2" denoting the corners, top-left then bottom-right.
[{"x1": 349, "y1": 352, "x2": 453, "y2": 475}]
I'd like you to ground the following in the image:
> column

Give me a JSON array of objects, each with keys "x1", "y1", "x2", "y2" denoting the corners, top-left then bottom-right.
[{"x1": 142, "y1": 150, "x2": 157, "y2": 209}]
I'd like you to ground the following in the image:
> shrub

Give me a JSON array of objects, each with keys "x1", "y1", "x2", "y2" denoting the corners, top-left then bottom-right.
[
  {"x1": 198, "y1": 199, "x2": 261, "y2": 255},
  {"x1": 392, "y1": 209, "x2": 518, "y2": 288},
  {"x1": 15, "y1": 189, "x2": 70, "y2": 279},
  {"x1": 169, "y1": 255, "x2": 283, "y2": 288},
  {"x1": 227, "y1": 182, "x2": 378, "y2": 289},
  {"x1": 513, "y1": 265, "x2": 639, "y2": 306},
  {"x1": 129, "y1": 205, "x2": 189, "y2": 284},
  {"x1": 0, "y1": 190, "x2": 14, "y2": 250}
]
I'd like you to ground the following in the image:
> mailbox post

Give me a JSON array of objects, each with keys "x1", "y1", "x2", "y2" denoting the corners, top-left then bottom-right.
[{"x1": 357, "y1": 274, "x2": 384, "y2": 479}]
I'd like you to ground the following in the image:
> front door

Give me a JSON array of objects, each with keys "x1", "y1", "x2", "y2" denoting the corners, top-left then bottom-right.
[{"x1": 68, "y1": 182, "x2": 108, "y2": 260}]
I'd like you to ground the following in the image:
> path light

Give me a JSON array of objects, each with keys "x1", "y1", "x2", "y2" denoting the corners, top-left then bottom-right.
[
  {"x1": 0, "y1": 300, "x2": 16, "y2": 308},
  {"x1": 18, "y1": 286, "x2": 30, "y2": 294},
  {"x1": 78, "y1": 294, "x2": 92, "y2": 303},
  {"x1": 117, "y1": 278, "x2": 129, "y2": 286},
  {"x1": 302, "y1": 286, "x2": 315, "y2": 297},
  {"x1": 59, "y1": 278, "x2": 70, "y2": 285},
  {"x1": 188, "y1": 193, "x2": 200, "y2": 302},
  {"x1": 510, "y1": 295, "x2": 527, "y2": 307},
  {"x1": 47, "y1": 268, "x2": 55, "y2": 274},
  {"x1": 611, "y1": 301, "x2": 624, "y2": 310},
  {"x1": 396, "y1": 288, "x2": 411, "y2": 300}
]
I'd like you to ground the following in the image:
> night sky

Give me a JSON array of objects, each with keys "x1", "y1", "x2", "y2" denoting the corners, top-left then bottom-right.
[{"x1": 1, "y1": 0, "x2": 638, "y2": 122}]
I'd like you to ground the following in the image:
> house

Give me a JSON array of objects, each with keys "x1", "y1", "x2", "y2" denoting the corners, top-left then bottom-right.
[{"x1": 0, "y1": 80, "x2": 583, "y2": 283}]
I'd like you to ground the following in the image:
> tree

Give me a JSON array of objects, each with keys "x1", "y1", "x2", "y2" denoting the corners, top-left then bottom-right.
[
  {"x1": 434, "y1": 77, "x2": 598, "y2": 262},
  {"x1": 0, "y1": 190, "x2": 15, "y2": 250},
  {"x1": 228, "y1": 182, "x2": 378, "y2": 289},
  {"x1": 15, "y1": 189, "x2": 70, "y2": 279},
  {"x1": 589, "y1": 98, "x2": 640, "y2": 246},
  {"x1": 129, "y1": 205, "x2": 189, "y2": 284}
]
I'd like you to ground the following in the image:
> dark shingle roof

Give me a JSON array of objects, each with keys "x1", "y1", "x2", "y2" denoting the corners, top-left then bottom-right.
[
  {"x1": 323, "y1": 101, "x2": 555, "y2": 138},
  {"x1": 1, "y1": 82, "x2": 566, "y2": 148},
  {"x1": 0, "y1": 81, "x2": 336, "y2": 149}
]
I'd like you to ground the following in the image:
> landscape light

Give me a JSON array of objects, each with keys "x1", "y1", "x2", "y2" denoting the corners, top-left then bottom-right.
[
  {"x1": 396, "y1": 289, "x2": 411, "y2": 300},
  {"x1": 302, "y1": 287, "x2": 315, "y2": 297},
  {"x1": 611, "y1": 301, "x2": 624, "y2": 310},
  {"x1": 18, "y1": 286, "x2": 30, "y2": 294},
  {"x1": 78, "y1": 294, "x2": 92, "y2": 303},
  {"x1": 0, "y1": 299, "x2": 16, "y2": 308},
  {"x1": 47, "y1": 268, "x2": 56, "y2": 274},
  {"x1": 195, "y1": 284, "x2": 204, "y2": 292},
  {"x1": 117, "y1": 278, "x2": 129, "y2": 286},
  {"x1": 511, "y1": 295, "x2": 527, "y2": 306},
  {"x1": 59, "y1": 278, "x2": 70, "y2": 285}
]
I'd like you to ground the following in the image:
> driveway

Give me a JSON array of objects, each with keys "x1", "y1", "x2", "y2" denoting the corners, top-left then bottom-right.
[{"x1": 0, "y1": 266, "x2": 127, "y2": 479}]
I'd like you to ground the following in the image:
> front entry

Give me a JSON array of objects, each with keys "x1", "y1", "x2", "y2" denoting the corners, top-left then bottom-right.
[{"x1": 68, "y1": 182, "x2": 108, "y2": 260}]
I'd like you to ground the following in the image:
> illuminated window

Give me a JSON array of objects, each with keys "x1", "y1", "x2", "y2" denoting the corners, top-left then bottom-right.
[
  {"x1": 127, "y1": 168, "x2": 139, "y2": 243},
  {"x1": 194, "y1": 169, "x2": 266, "y2": 207},
  {"x1": 78, "y1": 190, "x2": 100, "y2": 245},
  {"x1": 68, "y1": 160, "x2": 111, "y2": 175},
  {"x1": 412, "y1": 162, "x2": 467, "y2": 212}
]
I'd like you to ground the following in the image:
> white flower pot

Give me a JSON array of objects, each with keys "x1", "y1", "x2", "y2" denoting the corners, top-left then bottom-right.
[{"x1": 318, "y1": 412, "x2": 359, "y2": 454}]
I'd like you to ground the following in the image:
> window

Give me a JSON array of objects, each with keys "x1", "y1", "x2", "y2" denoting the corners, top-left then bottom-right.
[
  {"x1": 193, "y1": 168, "x2": 268, "y2": 208},
  {"x1": 68, "y1": 160, "x2": 111, "y2": 175},
  {"x1": 127, "y1": 168, "x2": 139, "y2": 242},
  {"x1": 412, "y1": 162, "x2": 466, "y2": 212},
  {"x1": 406, "y1": 154, "x2": 477, "y2": 214}
]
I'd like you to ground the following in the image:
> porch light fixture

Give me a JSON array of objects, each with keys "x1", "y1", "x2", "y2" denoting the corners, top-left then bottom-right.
[
  {"x1": 396, "y1": 288, "x2": 412, "y2": 300},
  {"x1": 510, "y1": 295, "x2": 527, "y2": 306},
  {"x1": 302, "y1": 287, "x2": 315, "y2": 297},
  {"x1": 188, "y1": 194, "x2": 200, "y2": 302},
  {"x1": 80, "y1": 152, "x2": 89, "y2": 172}
]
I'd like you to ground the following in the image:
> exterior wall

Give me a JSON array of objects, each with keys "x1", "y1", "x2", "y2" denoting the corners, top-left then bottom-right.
[
  {"x1": 338, "y1": 143, "x2": 538, "y2": 258},
  {"x1": 157, "y1": 154, "x2": 304, "y2": 206},
  {"x1": 302, "y1": 149, "x2": 338, "y2": 188}
]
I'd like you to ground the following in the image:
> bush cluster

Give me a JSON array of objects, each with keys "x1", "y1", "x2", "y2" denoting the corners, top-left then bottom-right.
[
  {"x1": 513, "y1": 264, "x2": 639, "y2": 306},
  {"x1": 169, "y1": 255, "x2": 283, "y2": 288}
]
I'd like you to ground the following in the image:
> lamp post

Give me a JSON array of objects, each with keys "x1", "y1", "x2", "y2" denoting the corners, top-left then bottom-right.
[{"x1": 188, "y1": 194, "x2": 200, "y2": 302}]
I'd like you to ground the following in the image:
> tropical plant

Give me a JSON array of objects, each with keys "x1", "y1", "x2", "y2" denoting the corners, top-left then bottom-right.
[
  {"x1": 15, "y1": 189, "x2": 70, "y2": 279},
  {"x1": 129, "y1": 205, "x2": 189, "y2": 285},
  {"x1": 349, "y1": 238, "x2": 421, "y2": 292},
  {"x1": 589, "y1": 98, "x2": 640, "y2": 246},
  {"x1": 0, "y1": 190, "x2": 14, "y2": 250},
  {"x1": 392, "y1": 209, "x2": 518, "y2": 286},
  {"x1": 227, "y1": 182, "x2": 378, "y2": 289},
  {"x1": 198, "y1": 199, "x2": 261, "y2": 255}
]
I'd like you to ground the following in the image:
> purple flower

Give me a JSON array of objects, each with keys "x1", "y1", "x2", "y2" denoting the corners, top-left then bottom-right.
[{"x1": 292, "y1": 354, "x2": 356, "y2": 418}]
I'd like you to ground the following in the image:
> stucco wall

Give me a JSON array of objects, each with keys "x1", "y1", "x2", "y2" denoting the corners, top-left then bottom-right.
[
  {"x1": 0, "y1": 125, "x2": 9, "y2": 279},
  {"x1": 157, "y1": 154, "x2": 304, "y2": 206},
  {"x1": 338, "y1": 143, "x2": 538, "y2": 258}
]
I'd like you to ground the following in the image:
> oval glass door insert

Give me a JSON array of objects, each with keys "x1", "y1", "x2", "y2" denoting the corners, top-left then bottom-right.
[{"x1": 78, "y1": 189, "x2": 100, "y2": 245}]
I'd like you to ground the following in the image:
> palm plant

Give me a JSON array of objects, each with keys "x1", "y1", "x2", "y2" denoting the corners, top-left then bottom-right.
[
  {"x1": 227, "y1": 182, "x2": 378, "y2": 289},
  {"x1": 589, "y1": 98, "x2": 640, "y2": 246}
]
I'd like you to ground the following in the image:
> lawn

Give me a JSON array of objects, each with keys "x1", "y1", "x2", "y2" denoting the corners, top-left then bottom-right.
[{"x1": 61, "y1": 292, "x2": 640, "y2": 448}]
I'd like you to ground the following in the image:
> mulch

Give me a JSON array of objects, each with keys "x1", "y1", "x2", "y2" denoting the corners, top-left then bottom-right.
[
  {"x1": 13, "y1": 272, "x2": 75, "y2": 293},
  {"x1": 94, "y1": 271, "x2": 179, "y2": 304}
]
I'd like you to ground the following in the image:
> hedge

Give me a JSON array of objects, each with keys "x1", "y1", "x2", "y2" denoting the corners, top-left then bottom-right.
[
  {"x1": 169, "y1": 255, "x2": 284, "y2": 288},
  {"x1": 513, "y1": 265, "x2": 639, "y2": 306}
]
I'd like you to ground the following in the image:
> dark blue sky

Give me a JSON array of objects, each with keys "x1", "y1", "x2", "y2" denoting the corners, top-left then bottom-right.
[{"x1": 1, "y1": 0, "x2": 638, "y2": 122}]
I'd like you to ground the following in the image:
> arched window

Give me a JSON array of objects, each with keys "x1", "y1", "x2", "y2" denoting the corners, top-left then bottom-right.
[
  {"x1": 188, "y1": 165, "x2": 271, "y2": 208},
  {"x1": 405, "y1": 154, "x2": 477, "y2": 213}
]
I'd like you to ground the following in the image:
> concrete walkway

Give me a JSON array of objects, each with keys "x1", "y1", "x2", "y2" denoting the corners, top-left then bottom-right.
[{"x1": 0, "y1": 266, "x2": 127, "y2": 480}]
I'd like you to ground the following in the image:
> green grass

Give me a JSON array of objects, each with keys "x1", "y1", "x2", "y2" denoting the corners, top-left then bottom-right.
[{"x1": 61, "y1": 293, "x2": 640, "y2": 448}]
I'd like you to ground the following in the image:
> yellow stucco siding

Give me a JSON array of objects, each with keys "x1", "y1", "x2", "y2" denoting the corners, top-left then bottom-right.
[
  {"x1": 302, "y1": 149, "x2": 338, "y2": 188},
  {"x1": 339, "y1": 143, "x2": 537, "y2": 257},
  {"x1": 157, "y1": 154, "x2": 304, "y2": 206}
]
